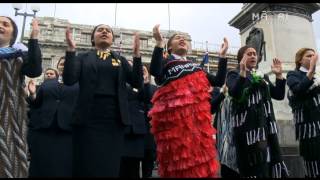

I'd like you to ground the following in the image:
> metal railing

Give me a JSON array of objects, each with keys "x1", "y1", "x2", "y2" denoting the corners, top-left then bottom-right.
[{"x1": 191, "y1": 41, "x2": 240, "y2": 54}]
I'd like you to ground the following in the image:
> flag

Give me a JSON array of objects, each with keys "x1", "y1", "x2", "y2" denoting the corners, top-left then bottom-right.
[{"x1": 200, "y1": 51, "x2": 209, "y2": 68}]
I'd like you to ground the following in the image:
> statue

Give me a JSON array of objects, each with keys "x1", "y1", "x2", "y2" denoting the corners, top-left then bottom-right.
[{"x1": 245, "y1": 27, "x2": 266, "y2": 68}]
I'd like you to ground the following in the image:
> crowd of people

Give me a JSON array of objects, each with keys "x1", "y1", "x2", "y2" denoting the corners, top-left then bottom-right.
[{"x1": 0, "y1": 15, "x2": 319, "y2": 178}]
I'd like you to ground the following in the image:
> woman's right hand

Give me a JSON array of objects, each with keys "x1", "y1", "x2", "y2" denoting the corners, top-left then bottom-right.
[
  {"x1": 153, "y1": 24, "x2": 164, "y2": 48},
  {"x1": 30, "y1": 18, "x2": 39, "y2": 39},
  {"x1": 239, "y1": 54, "x2": 247, "y2": 77},
  {"x1": 307, "y1": 53, "x2": 318, "y2": 79},
  {"x1": 66, "y1": 26, "x2": 76, "y2": 51}
]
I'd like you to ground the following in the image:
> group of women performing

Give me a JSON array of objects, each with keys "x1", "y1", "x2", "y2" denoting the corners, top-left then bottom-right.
[{"x1": 0, "y1": 15, "x2": 320, "y2": 178}]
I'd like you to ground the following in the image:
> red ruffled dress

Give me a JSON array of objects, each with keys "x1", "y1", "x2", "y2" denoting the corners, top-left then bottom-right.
[{"x1": 148, "y1": 56, "x2": 219, "y2": 177}]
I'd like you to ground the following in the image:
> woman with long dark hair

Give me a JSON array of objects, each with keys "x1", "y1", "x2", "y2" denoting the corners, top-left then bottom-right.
[
  {"x1": 226, "y1": 45, "x2": 288, "y2": 178},
  {"x1": 63, "y1": 24, "x2": 143, "y2": 177}
]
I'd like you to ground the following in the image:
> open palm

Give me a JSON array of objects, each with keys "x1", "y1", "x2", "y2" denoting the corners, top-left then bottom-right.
[
  {"x1": 31, "y1": 18, "x2": 39, "y2": 39},
  {"x1": 219, "y1": 37, "x2": 229, "y2": 57},
  {"x1": 65, "y1": 26, "x2": 76, "y2": 51},
  {"x1": 271, "y1": 58, "x2": 283, "y2": 75},
  {"x1": 133, "y1": 32, "x2": 140, "y2": 57},
  {"x1": 153, "y1": 24, "x2": 163, "y2": 42}
]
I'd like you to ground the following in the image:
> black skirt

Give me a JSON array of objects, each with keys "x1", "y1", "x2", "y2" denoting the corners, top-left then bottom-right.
[
  {"x1": 28, "y1": 121, "x2": 72, "y2": 177},
  {"x1": 123, "y1": 133, "x2": 145, "y2": 158},
  {"x1": 72, "y1": 95, "x2": 125, "y2": 177}
]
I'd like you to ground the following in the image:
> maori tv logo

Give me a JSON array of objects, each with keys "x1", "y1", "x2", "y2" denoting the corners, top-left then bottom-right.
[{"x1": 252, "y1": 11, "x2": 289, "y2": 24}]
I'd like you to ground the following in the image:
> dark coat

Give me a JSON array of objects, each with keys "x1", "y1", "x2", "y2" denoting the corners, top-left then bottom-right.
[
  {"x1": 142, "y1": 83, "x2": 158, "y2": 150},
  {"x1": 227, "y1": 69, "x2": 286, "y2": 100},
  {"x1": 126, "y1": 84, "x2": 147, "y2": 135},
  {"x1": 287, "y1": 70, "x2": 320, "y2": 162},
  {"x1": 27, "y1": 78, "x2": 79, "y2": 131},
  {"x1": 63, "y1": 50, "x2": 143, "y2": 126}
]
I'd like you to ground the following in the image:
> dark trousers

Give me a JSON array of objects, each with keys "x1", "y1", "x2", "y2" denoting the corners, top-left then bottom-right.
[
  {"x1": 119, "y1": 157, "x2": 141, "y2": 178},
  {"x1": 142, "y1": 149, "x2": 155, "y2": 178}
]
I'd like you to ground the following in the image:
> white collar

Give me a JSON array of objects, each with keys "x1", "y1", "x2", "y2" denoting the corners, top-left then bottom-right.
[
  {"x1": 299, "y1": 66, "x2": 309, "y2": 73},
  {"x1": 172, "y1": 53, "x2": 187, "y2": 61}
]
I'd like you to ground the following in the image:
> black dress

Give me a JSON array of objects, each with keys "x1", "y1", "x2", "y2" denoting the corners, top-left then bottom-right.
[
  {"x1": 27, "y1": 78, "x2": 79, "y2": 177},
  {"x1": 63, "y1": 50, "x2": 143, "y2": 177},
  {"x1": 226, "y1": 69, "x2": 289, "y2": 178},
  {"x1": 287, "y1": 69, "x2": 320, "y2": 178}
]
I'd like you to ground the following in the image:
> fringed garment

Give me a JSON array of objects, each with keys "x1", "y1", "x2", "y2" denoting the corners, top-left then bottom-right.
[
  {"x1": 0, "y1": 51, "x2": 29, "y2": 178},
  {"x1": 287, "y1": 70, "x2": 320, "y2": 178},
  {"x1": 228, "y1": 71, "x2": 289, "y2": 178},
  {"x1": 215, "y1": 95, "x2": 239, "y2": 174},
  {"x1": 148, "y1": 59, "x2": 219, "y2": 178}
]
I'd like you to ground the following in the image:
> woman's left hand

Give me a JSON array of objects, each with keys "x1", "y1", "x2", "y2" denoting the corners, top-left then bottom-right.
[
  {"x1": 219, "y1": 37, "x2": 229, "y2": 58},
  {"x1": 271, "y1": 58, "x2": 283, "y2": 79}
]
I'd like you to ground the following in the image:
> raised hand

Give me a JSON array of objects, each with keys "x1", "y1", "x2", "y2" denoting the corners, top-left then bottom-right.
[
  {"x1": 222, "y1": 83, "x2": 228, "y2": 95},
  {"x1": 133, "y1": 32, "x2": 140, "y2": 57},
  {"x1": 30, "y1": 18, "x2": 39, "y2": 39},
  {"x1": 239, "y1": 54, "x2": 247, "y2": 77},
  {"x1": 271, "y1": 58, "x2": 283, "y2": 79},
  {"x1": 66, "y1": 25, "x2": 76, "y2": 51},
  {"x1": 153, "y1": 24, "x2": 164, "y2": 47},
  {"x1": 219, "y1": 37, "x2": 229, "y2": 58},
  {"x1": 143, "y1": 73, "x2": 150, "y2": 84},
  {"x1": 28, "y1": 79, "x2": 36, "y2": 95},
  {"x1": 310, "y1": 53, "x2": 318, "y2": 72},
  {"x1": 307, "y1": 53, "x2": 318, "y2": 79},
  {"x1": 143, "y1": 66, "x2": 150, "y2": 84}
]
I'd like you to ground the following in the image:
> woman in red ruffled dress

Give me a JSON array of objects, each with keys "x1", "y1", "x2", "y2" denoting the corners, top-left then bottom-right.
[{"x1": 149, "y1": 24, "x2": 229, "y2": 177}]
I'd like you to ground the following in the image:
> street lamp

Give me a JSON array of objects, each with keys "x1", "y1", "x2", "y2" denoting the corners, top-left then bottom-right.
[{"x1": 12, "y1": 3, "x2": 40, "y2": 42}]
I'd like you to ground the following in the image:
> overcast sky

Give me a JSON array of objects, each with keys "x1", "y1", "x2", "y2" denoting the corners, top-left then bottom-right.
[{"x1": 1, "y1": 3, "x2": 320, "y2": 52}]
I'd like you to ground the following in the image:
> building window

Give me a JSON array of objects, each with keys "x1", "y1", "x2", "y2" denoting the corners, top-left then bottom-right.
[
  {"x1": 42, "y1": 58, "x2": 52, "y2": 71},
  {"x1": 80, "y1": 33, "x2": 91, "y2": 44},
  {"x1": 140, "y1": 38, "x2": 148, "y2": 49}
]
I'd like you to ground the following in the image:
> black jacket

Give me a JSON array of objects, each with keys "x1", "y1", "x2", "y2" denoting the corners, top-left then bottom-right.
[
  {"x1": 27, "y1": 79, "x2": 79, "y2": 131},
  {"x1": 63, "y1": 50, "x2": 143, "y2": 126},
  {"x1": 211, "y1": 87, "x2": 226, "y2": 114},
  {"x1": 21, "y1": 39, "x2": 43, "y2": 78},
  {"x1": 126, "y1": 84, "x2": 147, "y2": 135},
  {"x1": 227, "y1": 69, "x2": 286, "y2": 100},
  {"x1": 126, "y1": 82, "x2": 158, "y2": 135},
  {"x1": 286, "y1": 70, "x2": 314, "y2": 98}
]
